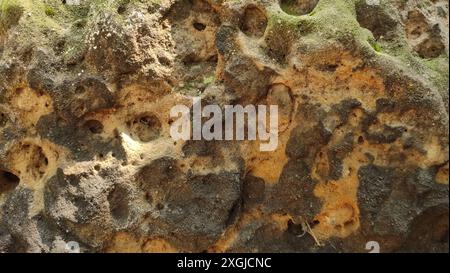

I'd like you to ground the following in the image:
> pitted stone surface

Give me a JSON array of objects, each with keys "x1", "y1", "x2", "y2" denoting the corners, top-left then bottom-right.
[{"x1": 0, "y1": 0, "x2": 448, "y2": 252}]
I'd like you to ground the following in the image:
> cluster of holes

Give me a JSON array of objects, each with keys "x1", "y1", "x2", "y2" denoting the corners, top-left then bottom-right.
[
  {"x1": 280, "y1": 0, "x2": 319, "y2": 16},
  {"x1": 405, "y1": 10, "x2": 445, "y2": 58},
  {"x1": 414, "y1": 34, "x2": 445, "y2": 58},
  {"x1": 69, "y1": 81, "x2": 113, "y2": 119},
  {"x1": 10, "y1": 143, "x2": 49, "y2": 180},
  {"x1": 239, "y1": 6, "x2": 268, "y2": 38},
  {"x1": 167, "y1": 0, "x2": 221, "y2": 66},
  {"x1": 127, "y1": 113, "x2": 162, "y2": 142}
]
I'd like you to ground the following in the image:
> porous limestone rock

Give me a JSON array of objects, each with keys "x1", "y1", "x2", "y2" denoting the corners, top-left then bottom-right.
[{"x1": 0, "y1": 0, "x2": 448, "y2": 253}]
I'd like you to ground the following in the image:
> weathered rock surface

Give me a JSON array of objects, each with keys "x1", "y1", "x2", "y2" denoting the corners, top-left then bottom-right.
[{"x1": 0, "y1": 0, "x2": 448, "y2": 253}]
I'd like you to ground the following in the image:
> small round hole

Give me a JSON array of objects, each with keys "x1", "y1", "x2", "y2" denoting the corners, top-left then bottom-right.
[
  {"x1": 84, "y1": 120, "x2": 104, "y2": 134},
  {"x1": 193, "y1": 22, "x2": 206, "y2": 31},
  {"x1": 0, "y1": 170, "x2": 20, "y2": 193},
  {"x1": 118, "y1": 5, "x2": 127, "y2": 14},
  {"x1": 358, "y1": 136, "x2": 364, "y2": 144},
  {"x1": 310, "y1": 220, "x2": 320, "y2": 228}
]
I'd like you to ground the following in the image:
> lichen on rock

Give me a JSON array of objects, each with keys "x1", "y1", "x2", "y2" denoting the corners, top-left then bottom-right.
[{"x1": 0, "y1": 0, "x2": 448, "y2": 253}]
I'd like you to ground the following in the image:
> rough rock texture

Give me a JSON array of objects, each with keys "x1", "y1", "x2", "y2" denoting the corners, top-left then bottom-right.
[{"x1": 0, "y1": 0, "x2": 448, "y2": 253}]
